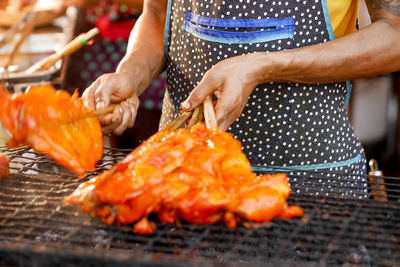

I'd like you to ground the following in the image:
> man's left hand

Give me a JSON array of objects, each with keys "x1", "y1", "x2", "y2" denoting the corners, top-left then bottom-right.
[{"x1": 182, "y1": 52, "x2": 265, "y2": 131}]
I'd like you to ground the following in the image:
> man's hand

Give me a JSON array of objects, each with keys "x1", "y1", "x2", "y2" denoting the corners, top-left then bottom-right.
[
  {"x1": 100, "y1": 96, "x2": 139, "y2": 135},
  {"x1": 82, "y1": 72, "x2": 139, "y2": 135},
  {"x1": 182, "y1": 53, "x2": 264, "y2": 131},
  {"x1": 81, "y1": 0, "x2": 167, "y2": 135}
]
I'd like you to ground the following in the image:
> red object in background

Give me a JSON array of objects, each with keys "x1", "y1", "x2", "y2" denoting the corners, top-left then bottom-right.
[{"x1": 96, "y1": 15, "x2": 136, "y2": 41}]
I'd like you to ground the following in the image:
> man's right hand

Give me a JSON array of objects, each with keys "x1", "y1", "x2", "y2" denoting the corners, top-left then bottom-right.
[
  {"x1": 82, "y1": 72, "x2": 139, "y2": 135},
  {"x1": 82, "y1": 0, "x2": 168, "y2": 135}
]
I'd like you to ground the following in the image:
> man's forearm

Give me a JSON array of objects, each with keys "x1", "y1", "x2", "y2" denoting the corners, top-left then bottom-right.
[
  {"x1": 116, "y1": 0, "x2": 167, "y2": 96},
  {"x1": 255, "y1": 1, "x2": 400, "y2": 85},
  {"x1": 255, "y1": 19, "x2": 400, "y2": 85}
]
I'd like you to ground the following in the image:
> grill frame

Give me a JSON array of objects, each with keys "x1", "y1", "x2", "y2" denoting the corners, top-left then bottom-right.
[{"x1": 0, "y1": 145, "x2": 399, "y2": 267}]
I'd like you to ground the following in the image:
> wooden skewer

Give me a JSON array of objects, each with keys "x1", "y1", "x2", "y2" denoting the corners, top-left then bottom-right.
[
  {"x1": 188, "y1": 105, "x2": 203, "y2": 128},
  {"x1": 197, "y1": 107, "x2": 204, "y2": 126},
  {"x1": 43, "y1": 104, "x2": 118, "y2": 128},
  {"x1": 77, "y1": 104, "x2": 119, "y2": 122},
  {"x1": 163, "y1": 111, "x2": 193, "y2": 131},
  {"x1": 162, "y1": 95, "x2": 217, "y2": 131},
  {"x1": 93, "y1": 104, "x2": 118, "y2": 118},
  {"x1": 0, "y1": 9, "x2": 34, "y2": 49},
  {"x1": 26, "y1": 27, "x2": 100, "y2": 74},
  {"x1": 203, "y1": 95, "x2": 218, "y2": 130},
  {"x1": 3, "y1": 11, "x2": 38, "y2": 72}
]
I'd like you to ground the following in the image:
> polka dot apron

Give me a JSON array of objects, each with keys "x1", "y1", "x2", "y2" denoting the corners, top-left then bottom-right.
[{"x1": 160, "y1": 0, "x2": 367, "y2": 198}]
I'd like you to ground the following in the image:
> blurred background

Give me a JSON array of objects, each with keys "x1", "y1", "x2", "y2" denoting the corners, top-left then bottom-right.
[{"x1": 0, "y1": 0, "x2": 399, "y2": 177}]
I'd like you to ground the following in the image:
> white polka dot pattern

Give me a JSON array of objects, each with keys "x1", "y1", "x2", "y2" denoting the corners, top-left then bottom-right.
[{"x1": 160, "y1": 0, "x2": 366, "y2": 195}]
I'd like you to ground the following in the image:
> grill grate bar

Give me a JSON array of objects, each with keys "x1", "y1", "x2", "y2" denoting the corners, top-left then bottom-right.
[
  {"x1": 2, "y1": 195, "x2": 400, "y2": 224},
  {"x1": 2, "y1": 197, "x2": 400, "y2": 234},
  {"x1": 2, "y1": 215, "x2": 399, "y2": 241}
]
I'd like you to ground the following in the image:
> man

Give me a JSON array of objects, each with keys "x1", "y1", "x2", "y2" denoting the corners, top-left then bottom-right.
[{"x1": 82, "y1": 0, "x2": 400, "y2": 197}]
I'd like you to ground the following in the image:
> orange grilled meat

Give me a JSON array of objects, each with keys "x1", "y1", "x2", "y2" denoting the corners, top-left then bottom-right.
[
  {"x1": 64, "y1": 123, "x2": 303, "y2": 234},
  {"x1": 0, "y1": 152, "x2": 10, "y2": 179},
  {"x1": 0, "y1": 84, "x2": 103, "y2": 177}
]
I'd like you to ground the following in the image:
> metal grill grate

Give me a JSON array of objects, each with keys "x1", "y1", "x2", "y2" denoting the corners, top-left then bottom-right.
[{"x1": 0, "y1": 145, "x2": 400, "y2": 266}]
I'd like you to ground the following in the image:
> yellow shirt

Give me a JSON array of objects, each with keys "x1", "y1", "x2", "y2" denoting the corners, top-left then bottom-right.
[{"x1": 327, "y1": 0, "x2": 359, "y2": 38}]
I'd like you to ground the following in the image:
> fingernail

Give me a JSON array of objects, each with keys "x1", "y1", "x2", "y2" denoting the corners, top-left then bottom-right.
[
  {"x1": 182, "y1": 101, "x2": 191, "y2": 110},
  {"x1": 96, "y1": 101, "x2": 105, "y2": 110}
]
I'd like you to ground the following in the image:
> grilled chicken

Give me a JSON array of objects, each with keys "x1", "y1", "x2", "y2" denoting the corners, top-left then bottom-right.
[
  {"x1": 65, "y1": 123, "x2": 303, "y2": 234},
  {"x1": 0, "y1": 84, "x2": 103, "y2": 177},
  {"x1": 0, "y1": 152, "x2": 10, "y2": 179}
]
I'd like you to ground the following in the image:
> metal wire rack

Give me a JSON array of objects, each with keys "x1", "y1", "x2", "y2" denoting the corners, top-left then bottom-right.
[{"x1": 0, "y1": 145, "x2": 399, "y2": 266}]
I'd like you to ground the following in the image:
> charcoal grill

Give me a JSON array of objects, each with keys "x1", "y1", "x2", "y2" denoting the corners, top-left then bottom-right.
[{"x1": 0, "y1": 145, "x2": 399, "y2": 267}]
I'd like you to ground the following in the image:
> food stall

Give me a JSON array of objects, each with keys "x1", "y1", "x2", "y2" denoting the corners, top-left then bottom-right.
[{"x1": 0, "y1": 1, "x2": 399, "y2": 266}]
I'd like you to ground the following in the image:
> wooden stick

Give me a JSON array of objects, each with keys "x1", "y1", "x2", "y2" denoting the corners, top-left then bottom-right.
[
  {"x1": 188, "y1": 105, "x2": 203, "y2": 128},
  {"x1": 93, "y1": 104, "x2": 118, "y2": 118},
  {"x1": 75, "y1": 104, "x2": 118, "y2": 121},
  {"x1": 43, "y1": 104, "x2": 118, "y2": 128},
  {"x1": 203, "y1": 95, "x2": 218, "y2": 130},
  {"x1": 198, "y1": 106, "x2": 204, "y2": 126},
  {"x1": 163, "y1": 111, "x2": 193, "y2": 131},
  {"x1": 26, "y1": 27, "x2": 100, "y2": 73},
  {"x1": 0, "y1": 10, "x2": 34, "y2": 49},
  {"x1": 162, "y1": 96, "x2": 216, "y2": 131},
  {"x1": 3, "y1": 11, "x2": 37, "y2": 71}
]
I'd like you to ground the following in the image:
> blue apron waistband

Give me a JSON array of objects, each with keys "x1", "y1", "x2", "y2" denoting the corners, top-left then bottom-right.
[{"x1": 251, "y1": 154, "x2": 363, "y2": 172}]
